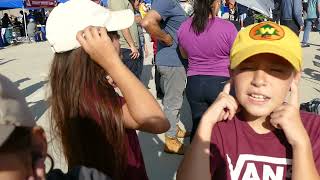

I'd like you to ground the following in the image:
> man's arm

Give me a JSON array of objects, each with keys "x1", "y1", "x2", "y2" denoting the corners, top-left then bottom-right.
[
  {"x1": 109, "y1": 0, "x2": 139, "y2": 59},
  {"x1": 141, "y1": 10, "x2": 173, "y2": 46},
  {"x1": 121, "y1": 28, "x2": 140, "y2": 59},
  {"x1": 179, "y1": 46, "x2": 188, "y2": 59}
]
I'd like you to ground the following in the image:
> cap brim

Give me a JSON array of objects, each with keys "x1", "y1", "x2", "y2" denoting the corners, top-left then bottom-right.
[
  {"x1": 230, "y1": 43, "x2": 301, "y2": 71},
  {"x1": 105, "y1": 9, "x2": 134, "y2": 32},
  {"x1": 0, "y1": 125, "x2": 15, "y2": 147}
]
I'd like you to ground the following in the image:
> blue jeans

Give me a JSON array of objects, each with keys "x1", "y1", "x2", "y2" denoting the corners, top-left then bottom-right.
[
  {"x1": 302, "y1": 19, "x2": 320, "y2": 44},
  {"x1": 280, "y1": 19, "x2": 300, "y2": 36},
  {"x1": 121, "y1": 48, "x2": 143, "y2": 79},
  {"x1": 186, "y1": 75, "x2": 230, "y2": 141}
]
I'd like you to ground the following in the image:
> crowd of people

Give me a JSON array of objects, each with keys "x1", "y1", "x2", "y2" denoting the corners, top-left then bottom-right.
[
  {"x1": 0, "y1": 0, "x2": 320, "y2": 180},
  {"x1": 0, "y1": 9, "x2": 49, "y2": 46}
]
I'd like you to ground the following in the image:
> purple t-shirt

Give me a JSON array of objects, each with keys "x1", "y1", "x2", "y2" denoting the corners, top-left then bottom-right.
[
  {"x1": 177, "y1": 17, "x2": 237, "y2": 77},
  {"x1": 210, "y1": 111, "x2": 320, "y2": 179}
]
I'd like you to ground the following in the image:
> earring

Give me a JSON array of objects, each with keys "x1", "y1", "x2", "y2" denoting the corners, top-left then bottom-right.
[{"x1": 45, "y1": 154, "x2": 55, "y2": 173}]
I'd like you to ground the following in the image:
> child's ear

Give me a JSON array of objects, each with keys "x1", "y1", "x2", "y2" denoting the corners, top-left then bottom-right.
[
  {"x1": 290, "y1": 71, "x2": 301, "y2": 91},
  {"x1": 293, "y1": 71, "x2": 301, "y2": 84},
  {"x1": 31, "y1": 126, "x2": 47, "y2": 158}
]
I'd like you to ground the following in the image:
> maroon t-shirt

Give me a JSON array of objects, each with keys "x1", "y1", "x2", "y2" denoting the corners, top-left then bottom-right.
[
  {"x1": 210, "y1": 111, "x2": 320, "y2": 179},
  {"x1": 116, "y1": 98, "x2": 148, "y2": 180},
  {"x1": 125, "y1": 128, "x2": 148, "y2": 180},
  {"x1": 82, "y1": 91, "x2": 148, "y2": 180}
]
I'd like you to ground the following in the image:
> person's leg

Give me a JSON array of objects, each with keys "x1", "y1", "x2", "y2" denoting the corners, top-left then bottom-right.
[
  {"x1": 188, "y1": 76, "x2": 230, "y2": 142},
  {"x1": 206, "y1": 76, "x2": 230, "y2": 105},
  {"x1": 1, "y1": 28, "x2": 6, "y2": 44},
  {"x1": 155, "y1": 65, "x2": 164, "y2": 99},
  {"x1": 120, "y1": 48, "x2": 141, "y2": 79},
  {"x1": 186, "y1": 76, "x2": 208, "y2": 142},
  {"x1": 317, "y1": 18, "x2": 320, "y2": 35},
  {"x1": 302, "y1": 19, "x2": 313, "y2": 46},
  {"x1": 281, "y1": 20, "x2": 300, "y2": 35},
  {"x1": 240, "y1": 13, "x2": 247, "y2": 28},
  {"x1": 136, "y1": 49, "x2": 144, "y2": 79},
  {"x1": 158, "y1": 66, "x2": 186, "y2": 154},
  {"x1": 159, "y1": 66, "x2": 186, "y2": 137}
]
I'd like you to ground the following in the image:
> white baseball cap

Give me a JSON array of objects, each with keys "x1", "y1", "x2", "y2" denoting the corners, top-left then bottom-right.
[
  {"x1": 46, "y1": 0, "x2": 134, "y2": 53},
  {"x1": 0, "y1": 74, "x2": 35, "y2": 147}
]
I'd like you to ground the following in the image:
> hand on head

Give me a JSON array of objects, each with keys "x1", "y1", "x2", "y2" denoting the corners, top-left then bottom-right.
[
  {"x1": 269, "y1": 77, "x2": 308, "y2": 147},
  {"x1": 76, "y1": 26, "x2": 121, "y2": 69}
]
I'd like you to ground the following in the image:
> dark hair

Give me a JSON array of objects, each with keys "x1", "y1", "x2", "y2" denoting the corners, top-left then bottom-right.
[
  {"x1": 0, "y1": 127, "x2": 32, "y2": 154},
  {"x1": 49, "y1": 32, "x2": 126, "y2": 180},
  {"x1": 191, "y1": 0, "x2": 215, "y2": 35}
]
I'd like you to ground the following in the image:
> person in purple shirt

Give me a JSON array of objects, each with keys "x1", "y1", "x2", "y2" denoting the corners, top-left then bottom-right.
[
  {"x1": 177, "y1": 0, "x2": 237, "y2": 141},
  {"x1": 177, "y1": 22, "x2": 320, "y2": 180}
]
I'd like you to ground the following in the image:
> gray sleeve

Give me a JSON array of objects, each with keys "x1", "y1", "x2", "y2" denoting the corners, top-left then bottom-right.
[{"x1": 293, "y1": 0, "x2": 304, "y2": 26}]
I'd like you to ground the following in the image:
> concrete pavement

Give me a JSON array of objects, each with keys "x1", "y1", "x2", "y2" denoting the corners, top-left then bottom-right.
[{"x1": 0, "y1": 31, "x2": 320, "y2": 180}]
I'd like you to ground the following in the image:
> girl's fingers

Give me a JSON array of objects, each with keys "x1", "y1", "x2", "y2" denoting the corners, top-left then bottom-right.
[
  {"x1": 219, "y1": 111, "x2": 225, "y2": 121},
  {"x1": 270, "y1": 110, "x2": 284, "y2": 119},
  {"x1": 90, "y1": 26, "x2": 101, "y2": 39},
  {"x1": 223, "y1": 111, "x2": 229, "y2": 120},
  {"x1": 99, "y1": 27, "x2": 109, "y2": 39},
  {"x1": 76, "y1": 30, "x2": 90, "y2": 51},
  {"x1": 270, "y1": 118, "x2": 282, "y2": 129},
  {"x1": 83, "y1": 26, "x2": 94, "y2": 41}
]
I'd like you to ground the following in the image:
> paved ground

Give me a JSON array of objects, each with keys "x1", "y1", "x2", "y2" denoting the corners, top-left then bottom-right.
[{"x1": 0, "y1": 31, "x2": 320, "y2": 180}]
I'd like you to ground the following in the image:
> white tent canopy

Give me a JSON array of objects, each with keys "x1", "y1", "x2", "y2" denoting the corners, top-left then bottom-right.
[{"x1": 236, "y1": 0, "x2": 275, "y2": 18}]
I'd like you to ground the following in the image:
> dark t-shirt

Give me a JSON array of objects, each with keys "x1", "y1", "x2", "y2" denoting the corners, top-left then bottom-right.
[
  {"x1": 1, "y1": 17, "x2": 11, "y2": 28},
  {"x1": 237, "y1": 4, "x2": 248, "y2": 15},
  {"x1": 210, "y1": 111, "x2": 320, "y2": 179}
]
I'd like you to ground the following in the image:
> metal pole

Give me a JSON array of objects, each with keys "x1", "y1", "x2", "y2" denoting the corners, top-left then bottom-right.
[{"x1": 22, "y1": 6, "x2": 28, "y2": 40}]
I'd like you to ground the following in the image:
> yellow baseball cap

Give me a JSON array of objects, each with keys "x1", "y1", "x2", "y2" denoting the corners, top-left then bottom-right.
[{"x1": 230, "y1": 21, "x2": 302, "y2": 71}]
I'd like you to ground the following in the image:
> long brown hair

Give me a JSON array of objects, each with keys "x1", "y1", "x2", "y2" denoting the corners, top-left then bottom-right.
[{"x1": 49, "y1": 32, "x2": 127, "y2": 179}]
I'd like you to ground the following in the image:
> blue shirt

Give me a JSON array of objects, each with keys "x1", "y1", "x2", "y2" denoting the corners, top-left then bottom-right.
[
  {"x1": 280, "y1": 0, "x2": 304, "y2": 26},
  {"x1": 307, "y1": 0, "x2": 320, "y2": 19},
  {"x1": 152, "y1": 0, "x2": 187, "y2": 67}
]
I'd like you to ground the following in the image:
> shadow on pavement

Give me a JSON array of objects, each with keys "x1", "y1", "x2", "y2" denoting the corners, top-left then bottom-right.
[
  {"x1": 29, "y1": 100, "x2": 48, "y2": 121},
  {"x1": 313, "y1": 87, "x2": 320, "y2": 93},
  {"x1": 20, "y1": 80, "x2": 48, "y2": 98},
  {"x1": 141, "y1": 64, "x2": 154, "y2": 89},
  {"x1": 138, "y1": 132, "x2": 183, "y2": 180},
  {"x1": 0, "y1": 59, "x2": 17, "y2": 65},
  {"x1": 14, "y1": 77, "x2": 31, "y2": 86},
  {"x1": 303, "y1": 68, "x2": 320, "y2": 81},
  {"x1": 309, "y1": 43, "x2": 320, "y2": 47}
]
